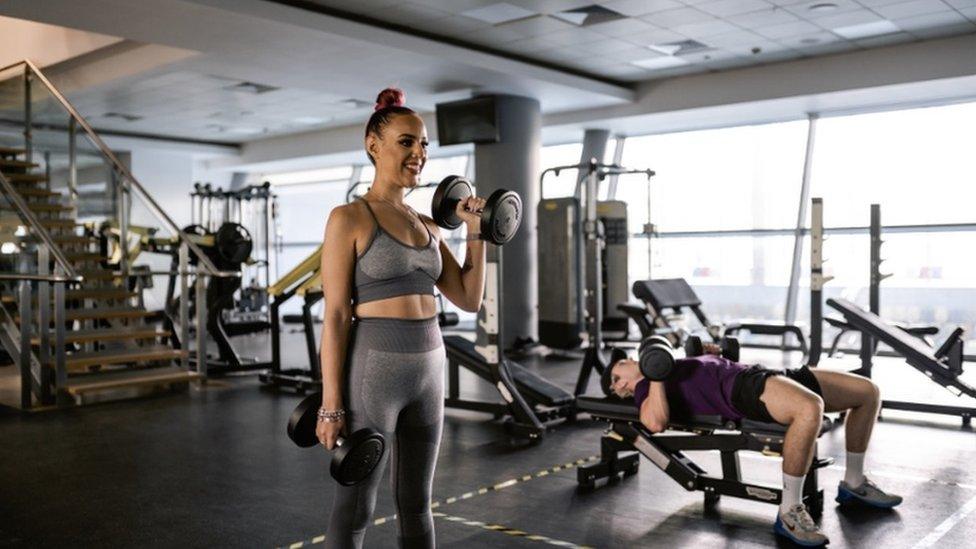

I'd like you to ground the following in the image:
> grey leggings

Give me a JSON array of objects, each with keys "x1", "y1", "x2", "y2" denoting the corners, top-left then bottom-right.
[{"x1": 326, "y1": 316, "x2": 445, "y2": 549}]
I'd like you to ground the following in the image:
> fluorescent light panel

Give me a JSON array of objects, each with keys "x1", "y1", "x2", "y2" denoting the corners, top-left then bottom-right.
[{"x1": 833, "y1": 20, "x2": 900, "y2": 40}]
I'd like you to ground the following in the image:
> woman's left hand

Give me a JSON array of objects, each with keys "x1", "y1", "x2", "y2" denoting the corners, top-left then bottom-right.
[{"x1": 456, "y1": 195, "x2": 486, "y2": 231}]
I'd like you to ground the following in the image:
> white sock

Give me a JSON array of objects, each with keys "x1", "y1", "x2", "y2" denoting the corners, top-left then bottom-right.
[
  {"x1": 845, "y1": 452, "x2": 866, "y2": 486},
  {"x1": 781, "y1": 472, "x2": 805, "y2": 513}
]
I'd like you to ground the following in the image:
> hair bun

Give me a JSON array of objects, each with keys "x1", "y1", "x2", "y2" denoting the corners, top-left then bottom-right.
[{"x1": 374, "y1": 88, "x2": 405, "y2": 111}]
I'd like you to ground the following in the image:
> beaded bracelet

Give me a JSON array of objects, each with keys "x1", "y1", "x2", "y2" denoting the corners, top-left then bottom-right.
[{"x1": 317, "y1": 407, "x2": 346, "y2": 423}]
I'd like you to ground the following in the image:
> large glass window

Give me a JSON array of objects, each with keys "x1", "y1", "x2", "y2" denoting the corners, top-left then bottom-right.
[{"x1": 619, "y1": 121, "x2": 809, "y2": 323}]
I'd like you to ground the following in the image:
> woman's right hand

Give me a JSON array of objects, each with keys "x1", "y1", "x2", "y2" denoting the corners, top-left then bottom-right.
[{"x1": 317, "y1": 418, "x2": 344, "y2": 451}]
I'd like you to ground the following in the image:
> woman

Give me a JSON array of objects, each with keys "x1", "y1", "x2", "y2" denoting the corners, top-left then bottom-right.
[{"x1": 315, "y1": 88, "x2": 486, "y2": 548}]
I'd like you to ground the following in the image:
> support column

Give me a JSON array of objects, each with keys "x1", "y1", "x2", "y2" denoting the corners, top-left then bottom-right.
[{"x1": 473, "y1": 95, "x2": 541, "y2": 348}]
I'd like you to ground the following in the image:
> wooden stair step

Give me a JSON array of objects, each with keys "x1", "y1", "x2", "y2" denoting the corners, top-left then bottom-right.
[
  {"x1": 0, "y1": 146, "x2": 26, "y2": 157},
  {"x1": 15, "y1": 307, "x2": 155, "y2": 323},
  {"x1": 2, "y1": 288, "x2": 135, "y2": 305},
  {"x1": 77, "y1": 269, "x2": 122, "y2": 281},
  {"x1": 32, "y1": 326, "x2": 171, "y2": 345},
  {"x1": 0, "y1": 159, "x2": 38, "y2": 169},
  {"x1": 0, "y1": 202, "x2": 73, "y2": 213},
  {"x1": 64, "y1": 252, "x2": 105, "y2": 263},
  {"x1": 2, "y1": 173, "x2": 47, "y2": 182},
  {"x1": 46, "y1": 346, "x2": 187, "y2": 372},
  {"x1": 64, "y1": 365, "x2": 199, "y2": 395},
  {"x1": 7, "y1": 187, "x2": 59, "y2": 198}
]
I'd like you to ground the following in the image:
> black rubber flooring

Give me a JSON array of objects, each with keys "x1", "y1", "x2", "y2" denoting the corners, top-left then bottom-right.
[{"x1": 2, "y1": 331, "x2": 975, "y2": 548}]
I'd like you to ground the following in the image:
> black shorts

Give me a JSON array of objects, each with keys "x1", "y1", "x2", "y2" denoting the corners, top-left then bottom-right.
[{"x1": 730, "y1": 365, "x2": 823, "y2": 424}]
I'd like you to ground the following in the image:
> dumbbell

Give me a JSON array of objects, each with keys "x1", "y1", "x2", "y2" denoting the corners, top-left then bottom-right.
[
  {"x1": 430, "y1": 175, "x2": 522, "y2": 245},
  {"x1": 683, "y1": 335, "x2": 741, "y2": 362},
  {"x1": 637, "y1": 335, "x2": 677, "y2": 381},
  {"x1": 287, "y1": 392, "x2": 386, "y2": 487}
]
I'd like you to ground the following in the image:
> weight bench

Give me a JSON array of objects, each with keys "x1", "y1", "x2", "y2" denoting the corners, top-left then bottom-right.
[
  {"x1": 824, "y1": 315, "x2": 938, "y2": 357},
  {"x1": 576, "y1": 395, "x2": 834, "y2": 516},
  {"x1": 827, "y1": 298, "x2": 975, "y2": 426},
  {"x1": 622, "y1": 278, "x2": 809, "y2": 357}
]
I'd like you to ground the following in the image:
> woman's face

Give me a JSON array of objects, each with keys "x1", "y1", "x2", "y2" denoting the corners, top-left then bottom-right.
[{"x1": 367, "y1": 113, "x2": 428, "y2": 188}]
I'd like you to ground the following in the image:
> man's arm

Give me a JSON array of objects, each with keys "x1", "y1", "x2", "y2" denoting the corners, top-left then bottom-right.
[{"x1": 639, "y1": 381, "x2": 669, "y2": 433}]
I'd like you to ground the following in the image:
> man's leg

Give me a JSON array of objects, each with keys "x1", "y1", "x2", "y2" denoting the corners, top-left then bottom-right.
[
  {"x1": 760, "y1": 376, "x2": 830, "y2": 546},
  {"x1": 761, "y1": 376, "x2": 825, "y2": 477},
  {"x1": 810, "y1": 369, "x2": 901, "y2": 508},
  {"x1": 810, "y1": 369, "x2": 880, "y2": 484}
]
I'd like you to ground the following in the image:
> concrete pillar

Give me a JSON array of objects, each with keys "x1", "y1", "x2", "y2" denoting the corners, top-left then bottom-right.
[{"x1": 473, "y1": 95, "x2": 541, "y2": 348}]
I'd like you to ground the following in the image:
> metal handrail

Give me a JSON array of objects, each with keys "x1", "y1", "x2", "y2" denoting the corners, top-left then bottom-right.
[
  {"x1": 6, "y1": 59, "x2": 235, "y2": 278},
  {"x1": 0, "y1": 172, "x2": 82, "y2": 282},
  {"x1": 0, "y1": 273, "x2": 82, "y2": 282}
]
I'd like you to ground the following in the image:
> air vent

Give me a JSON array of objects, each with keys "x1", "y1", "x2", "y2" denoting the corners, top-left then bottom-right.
[
  {"x1": 103, "y1": 112, "x2": 142, "y2": 122},
  {"x1": 649, "y1": 39, "x2": 711, "y2": 56},
  {"x1": 551, "y1": 5, "x2": 625, "y2": 27},
  {"x1": 225, "y1": 81, "x2": 280, "y2": 94}
]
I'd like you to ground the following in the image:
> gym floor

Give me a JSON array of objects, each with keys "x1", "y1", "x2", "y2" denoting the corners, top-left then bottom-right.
[{"x1": 2, "y1": 330, "x2": 975, "y2": 549}]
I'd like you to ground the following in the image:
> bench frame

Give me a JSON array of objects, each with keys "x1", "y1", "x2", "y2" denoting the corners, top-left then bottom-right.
[{"x1": 578, "y1": 403, "x2": 831, "y2": 516}]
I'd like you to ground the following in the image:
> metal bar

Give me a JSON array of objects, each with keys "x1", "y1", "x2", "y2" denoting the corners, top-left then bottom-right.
[
  {"x1": 68, "y1": 117, "x2": 78, "y2": 200},
  {"x1": 195, "y1": 274, "x2": 207, "y2": 377},
  {"x1": 0, "y1": 172, "x2": 82, "y2": 281},
  {"x1": 44, "y1": 151, "x2": 50, "y2": 191},
  {"x1": 808, "y1": 198, "x2": 832, "y2": 366},
  {"x1": 784, "y1": 115, "x2": 818, "y2": 332},
  {"x1": 53, "y1": 278, "x2": 66, "y2": 407},
  {"x1": 19, "y1": 60, "x2": 228, "y2": 277},
  {"x1": 23, "y1": 69, "x2": 32, "y2": 163},
  {"x1": 179, "y1": 242, "x2": 190, "y2": 371},
  {"x1": 636, "y1": 222, "x2": 976, "y2": 239},
  {"x1": 18, "y1": 280, "x2": 32, "y2": 409},
  {"x1": 37, "y1": 247, "x2": 50, "y2": 377},
  {"x1": 119, "y1": 176, "x2": 129, "y2": 276},
  {"x1": 606, "y1": 136, "x2": 626, "y2": 200}
]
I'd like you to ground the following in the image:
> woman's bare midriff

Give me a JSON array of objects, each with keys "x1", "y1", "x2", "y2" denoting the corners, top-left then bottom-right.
[{"x1": 354, "y1": 294, "x2": 438, "y2": 319}]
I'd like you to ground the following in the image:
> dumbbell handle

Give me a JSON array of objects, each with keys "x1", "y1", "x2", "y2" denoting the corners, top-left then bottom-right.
[{"x1": 446, "y1": 197, "x2": 484, "y2": 215}]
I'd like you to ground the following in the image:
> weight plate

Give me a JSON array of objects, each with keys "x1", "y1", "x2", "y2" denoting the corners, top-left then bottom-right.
[
  {"x1": 431, "y1": 175, "x2": 473, "y2": 230},
  {"x1": 331, "y1": 430, "x2": 386, "y2": 487},
  {"x1": 215, "y1": 222, "x2": 253, "y2": 264},
  {"x1": 286, "y1": 392, "x2": 321, "y2": 448},
  {"x1": 482, "y1": 189, "x2": 522, "y2": 245}
]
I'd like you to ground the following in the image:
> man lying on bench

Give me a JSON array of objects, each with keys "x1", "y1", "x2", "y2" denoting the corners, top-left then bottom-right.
[{"x1": 602, "y1": 339, "x2": 902, "y2": 547}]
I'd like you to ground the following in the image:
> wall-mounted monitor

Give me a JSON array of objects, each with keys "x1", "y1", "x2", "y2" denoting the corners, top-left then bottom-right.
[{"x1": 435, "y1": 96, "x2": 500, "y2": 146}]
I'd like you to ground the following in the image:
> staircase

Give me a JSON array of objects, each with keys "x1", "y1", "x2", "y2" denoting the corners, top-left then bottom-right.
[{"x1": 0, "y1": 146, "x2": 200, "y2": 407}]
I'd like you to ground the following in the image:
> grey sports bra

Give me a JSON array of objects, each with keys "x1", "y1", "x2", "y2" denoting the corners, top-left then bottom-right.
[{"x1": 352, "y1": 198, "x2": 442, "y2": 305}]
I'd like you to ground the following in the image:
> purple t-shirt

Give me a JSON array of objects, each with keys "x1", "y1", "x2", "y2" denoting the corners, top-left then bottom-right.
[{"x1": 633, "y1": 354, "x2": 748, "y2": 421}]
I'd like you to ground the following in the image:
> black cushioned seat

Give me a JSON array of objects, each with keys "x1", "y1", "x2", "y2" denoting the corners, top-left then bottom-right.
[{"x1": 577, "y1": 395, "x2": 832, "y2": 435}]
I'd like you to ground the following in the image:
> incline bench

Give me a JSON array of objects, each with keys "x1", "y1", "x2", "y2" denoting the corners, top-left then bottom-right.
[
  {"x1": 576, "y1": 395, "x2": 834, "y2": 515},
  {"x1": 828, "y1": 298, "x2": 975, "y2": 426}
]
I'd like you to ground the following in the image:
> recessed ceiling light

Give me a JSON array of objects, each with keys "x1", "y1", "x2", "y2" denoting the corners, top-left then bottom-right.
[
  {"x1": 809, "y1": 3, "x2": 838, "y2": 12},
  {"x1": 461, "y1": 3, "x2": 536, "y2": 25},
  {"x1": 631, "y1": 56, "x2": 690, "y2": 70},
  {"x1": 551, "y1": 5, "x2": 625, "y2": 27},
  {"x1": 833, "y1": 20, "x2": 900, "y2": 40},
  {"x1": 649, "y1": 39, "x2": 710, "y2": 56}
]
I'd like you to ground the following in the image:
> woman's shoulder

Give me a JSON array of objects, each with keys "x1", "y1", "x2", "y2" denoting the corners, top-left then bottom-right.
[{"x1": 328, "y1": 201, "x2": 370, "y2": 226}]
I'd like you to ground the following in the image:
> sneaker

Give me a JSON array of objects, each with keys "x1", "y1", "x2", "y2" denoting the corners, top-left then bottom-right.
[
  {"x1": 836, "y1": 477, "x2": 903, "y2": 508},
  {"x1": 774, "y1": 504, "x2": 830, "y2": 547}
]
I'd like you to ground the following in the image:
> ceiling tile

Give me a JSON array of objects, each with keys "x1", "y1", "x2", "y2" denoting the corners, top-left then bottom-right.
[
  {"x1": 496, "y1": 14, "x2": 577, "y2": 36},
  {"x1": 540, "y1": 26, "x2": 614, "y2": 45},
  {"x1": 705, "y1": 29, "x2": 770, "y2": 45},
  {"x1": 460, "y1": 2, "x2": 538, "y2": 24},
  {"x1": 618, "y1": 27, "x2": 689, "y2": 45},
  {"x1": 907, "y1": 20, "x2": 976, "y2": 37},
  {"x1": 724, "y1": 39, "x2": 792, "y2": 54},
  {"x1": 506, "y1": 0, "x2": 593, "y2": 13},
  {"x1": 793, "y1": 40, "x2": 854, "y2": 55},
  {"x1": 778, "y1": 30, "x2": 844, "y2": 48},
  {"x1": 755, "y1": 19, "x2": 824, "y2": 38},
  {"x1": 585, "y1": 17, "x2": 658, "y2": 36},
  {"x1": 813, "y1": 9, "x2": 889, "y2": 28},
  {"x1": 727, "y1": 8, "x2": 801, "y2": 27},
  {"x1": 961, "y1": 6, "x2": 976, "y2": 19},
  {"x1": 611, "y1": 46, "x2": 671, "y2": 61},
  {"x1": 602, "y1": 0, "x2": 685, "y2": 16},
  {"x1": 431, "y1": 15, "x2": 492, "y2": 36},
  {"x1": 640, "y1": 7, "x2": 717, "y2": 27},
  {"x1": 406, "y1": 0, "x2": 500, "y2": 14},
  {"x1": 855, "y1": 0, "x2": 917, "y2": 6},
  {"x1": 673, "y1": 19, "x2": 744, "y2": 38},
  {"x1": 852, "y1": 30, "x2": 917, "y2": 45},
  {"x1": 464, "y1": 25, "x2": 527, "y2": 45},
  {"x1": 383, "y1": 2, "x2": 453, "y2": 25},
  {"x1": 697, "y1": 0, "x2": 776, "y2": 17},
  {"x1": 575, "y1": 37, "x2": 642, "y2": 55},
  {"x1": 872, "y1": 0, "x2": 954, "y2": 19},
  {"x1": 890, "y1": 8, "x2": 969, "y2": 28},
  {"x1": 786, "y1": 0, "x2": 866, "y2": 19},
  {"x1": 944, "y1": 0, "x2": 976, "y2": 7}
]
